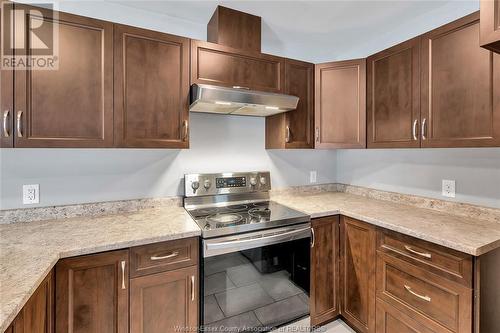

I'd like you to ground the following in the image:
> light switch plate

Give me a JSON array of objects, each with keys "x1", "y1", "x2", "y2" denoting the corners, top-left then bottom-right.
[
  {"x1": 310, "y1": 171, "x2": 317, "y2": 183},
  {"x1": 442, "y1": 179, "x2": 455, "y2": 198},
  {"x1": 23, "y1": 184, "x2": 39, "y2": 204}
]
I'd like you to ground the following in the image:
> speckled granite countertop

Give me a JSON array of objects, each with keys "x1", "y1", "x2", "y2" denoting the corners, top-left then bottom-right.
[
  {"x1": 1, "y1": 190, "x2": 500, "y2": 331},
  {"x1": 272, "y1": 192, "x2": 500, "y2": 256},
  {"x1": 0, "y1": 207, "x2": 201, "y2": 332}
]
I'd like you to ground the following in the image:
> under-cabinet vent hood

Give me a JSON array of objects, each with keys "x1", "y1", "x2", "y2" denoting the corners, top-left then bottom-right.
[{"x1": 189, "y1": 84, "x2": 299, "y2": 117}]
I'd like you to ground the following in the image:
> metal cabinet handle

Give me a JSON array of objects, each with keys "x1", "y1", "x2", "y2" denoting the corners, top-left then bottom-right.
[
  {"x1": 404, "y1": 245, "x2": 432, "y2": 259},
  {"x1": 121, "y1": 260, "x2": 126, "y2": 290},
  {"x1": 151, "y1": 251, "x2": 179, "y2": 261},
  {"x1": 16, "y1": 111, "x2": 23, "y2": 138},
  {"x1": 183, "y1": 120, "x2": 188, "y2": 141},
  {"x1": 232, "y1": 86, "x2": 250, "y2": 90},
  {"x1": 412, "y1": 119, "x2": 418, "y2": 141},
  {"x1": 421, "y1": 118, "x2": 427, "y2": 140},
  {"x1": 191, "y1": 275, "x2": 195, "y2": 301},
  {"x1": 311, "y1": 228, "x2": 315, "y2": 248},
  {"x1": 285, "y1": 126, "x2": 291, "y2": 143},
  {"x1": 315, "y1": 128, "x2": 320, "y2": 143},
  {"x1": 404, "y1": 284, "x2": 431, "y2": 302},
  {"x1": 3, "y1": 110, "x2": 10, "y2": 137}
]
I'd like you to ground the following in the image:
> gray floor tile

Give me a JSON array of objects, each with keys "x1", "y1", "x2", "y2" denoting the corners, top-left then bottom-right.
[
  {"x1": 203, "y1": 311, "x2": 262, "y2": 333},
  {"x1": 204, "y1": 295, "x2": 225, "y2": 324},
  {"x1": 298, "y1": 292, "x2": 310, "y2": 306},
  {"x1": 258, "y1": 270, "x2": 305, "y2": 301},
  {"x1": 226, "y1": 262, "x2": 262, "y2": 287},
  {"x1": 215, "y1": 283, "x2": 274, "y2": 317},
  {"x1": 204, "y1": 271, "x2": 236, "y2": 296},
  {"x1": 254, "y1": 295, "x2": 309, "y2": 327},
  {"x1": 205, "y1": 253, "x2": 246, "y2": 276}
]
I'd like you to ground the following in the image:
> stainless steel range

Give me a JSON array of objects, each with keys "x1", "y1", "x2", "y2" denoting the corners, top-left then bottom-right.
[{"x1": 184, "y1": 171, "x2": 311, "y2": 332}]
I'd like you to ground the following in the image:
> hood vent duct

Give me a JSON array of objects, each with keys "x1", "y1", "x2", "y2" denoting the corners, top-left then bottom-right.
[{"x1": 189, "y1": 84, "x2": 299, "y2": 117}]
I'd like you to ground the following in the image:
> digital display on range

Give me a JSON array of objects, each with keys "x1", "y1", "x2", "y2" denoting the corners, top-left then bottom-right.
[{"x1": 216, "y1": 177, "x2": 246, "y2": 188}]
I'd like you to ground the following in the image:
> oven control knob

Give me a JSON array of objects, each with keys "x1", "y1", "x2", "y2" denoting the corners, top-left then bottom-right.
[
  {"x1": 191, "y1": 181, "x2": 200, "y2": 192},
  {"x1": 203, "y1": 179, "x2": 212, "y2": 190},
  {"x1": 250, "y1": 177, "x2": 257, "y2": 186},
  {"x1": 260, "y1": 176, "x2": 267, "y2": 185}
]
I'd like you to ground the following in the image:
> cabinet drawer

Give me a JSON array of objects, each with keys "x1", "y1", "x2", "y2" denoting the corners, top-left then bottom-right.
[
  {"x1": 376, "y1": 253, "x2": 472, "y2": 333},
  {"x1": 130, "y1": 237, "x2": 198, "y2": 277},
  {"x1": 377, "y1": 230, "x2": 472, "y2": 287}
]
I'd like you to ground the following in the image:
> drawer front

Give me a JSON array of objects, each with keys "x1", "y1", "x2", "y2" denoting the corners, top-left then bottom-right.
[
  {"x1": 377, "y1": 230, "x2": 472, "y2": 287},
  {"x1": 130, "y1": 237, "x2": 199, "y2": 277},
  {"x1": 377, "y1": 253, "x2": 472, "y2": 333}
]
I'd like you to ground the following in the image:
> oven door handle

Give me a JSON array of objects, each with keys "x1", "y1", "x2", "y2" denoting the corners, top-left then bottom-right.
[{"x1": 204, "y1": 226, "x2": 311, "y2": 257}]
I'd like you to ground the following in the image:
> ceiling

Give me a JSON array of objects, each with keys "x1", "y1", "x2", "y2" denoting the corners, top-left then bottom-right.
[{"x1": 109, "y1": 0, "x2": 479, "y2": 62}]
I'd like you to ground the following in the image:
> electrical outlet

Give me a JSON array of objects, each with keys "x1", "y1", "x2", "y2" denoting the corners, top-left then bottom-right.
[
  {"x1": 23, "y1": 184, "x2": 39, "y2": 204},
  {"x1": 442, "y1": 180, "x2": 455, "y2": 198},
  {"x1": 310, "y1": 171, "x2": 317, "y2": 183}
]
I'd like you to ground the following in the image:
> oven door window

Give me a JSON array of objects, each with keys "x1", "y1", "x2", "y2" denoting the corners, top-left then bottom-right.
[{"x1": 202, "y1": 237, "x2": 310, "y2": 332}]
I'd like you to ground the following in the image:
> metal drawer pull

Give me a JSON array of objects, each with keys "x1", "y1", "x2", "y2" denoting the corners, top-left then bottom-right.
[
  {"x1": 183, "y1": 120, "x2": 189, "y2": 141},
  {"x1": 404, "y1": 245, "x2": 432, "y2": 259},
  {"x1": 191, "y1": 275, "x2": 195, "y2": 301},
  {"x1": 16, "y1": 111, "x2": 23, "y2": 138},
  {"x1": 121, "y1": 260, "x2": 126, "y2": 290},
  {"x1": 421, "y1": 118, "x2": 427, "y2": 140},
  {"x1": 311, "y1": 228, "x2": 315, "y2": 248},
  {"x1": 3, "y1": 110, "x2": 9, "y2": 137},
  {"x1": 412, "y1": 119, "x2": 418, "y2": 141},
  {"x1": 315, "y1": 128, "x2": 320, "y2": 143},
  {"x1": 285, "y1": 126, "x2": 291, "y2": 143},
  {"x1": 404, "y1": 284, "x2": 431, "y2": 302},
  {"x1": 151, "y1": 251, "x2": 179, "y2": 261},
  {"x1": 232, "y1": 86, "x2": 250, "y2": 90}
]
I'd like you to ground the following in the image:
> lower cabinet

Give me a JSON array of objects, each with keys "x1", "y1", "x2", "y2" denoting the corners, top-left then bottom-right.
[
  {"x1": 340, "y1": 216, "x2": 377, "y2": 333},
  {"x1": 130, "y1": 266, "x2": 198, "y2": 333},
  {"x1": 310, "y1": 216, "x2": 340, "y2": 326},
  {"x1": 376, "y1": 299, "x2": 439, "y2": 333}
]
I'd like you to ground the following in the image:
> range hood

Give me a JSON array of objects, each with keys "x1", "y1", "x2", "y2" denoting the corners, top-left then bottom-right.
[{"x1": 189, "y1": 84, "x2": 300, "y2": 117}]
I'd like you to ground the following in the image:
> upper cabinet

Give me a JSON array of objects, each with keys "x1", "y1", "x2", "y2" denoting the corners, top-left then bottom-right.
[
  {"x1": 14, "y1": 6, "x2": 114, "y2": 148},
  {"x1": 114, "y1": 24, "x2": 190, "y2": 148},
  {"x1": 315, "y1": 59, "x2": 366, "y2": 149},
  {"x1": 0, "y1": 1, "x2": 13, "y2": 148},
  {"x1": 266, "y1": 59, "x2": 314, "y2": 149},
  {"x1": 421, "y1": 12, "x2": 500, "y2": 147},
  {"x1": 367, "y1": 38, "x2": 421, "y2": 148},
  {"x1": 191, "y1": 40, "x2": 285, "y2": 94},
  {"x1": 480, "y1": 0, "x2": 500, "y2": 53}
]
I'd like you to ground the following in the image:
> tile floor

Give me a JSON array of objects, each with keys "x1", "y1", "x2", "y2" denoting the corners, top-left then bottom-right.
[
  {"x1": 203, "y1": 251, "x2": 309, "y2": 332},
  {"x1": 271, "y1": 317, "x2": 356, "y2": 333}
]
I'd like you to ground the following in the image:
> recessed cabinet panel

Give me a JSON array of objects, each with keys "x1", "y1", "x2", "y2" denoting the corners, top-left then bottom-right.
[
  {"x1": 367, "y1": 38, "x2": 421, "y2": 148},
  {"x1": 421, "y1": 13, "x2": 500, "y2": 147},
  {"x1": 315, "y1": 59, "x2": 366, "y2": 149},
  {"x1": 114, "y1": 25, "x2": 190, "y2": 148},
  {"x1": 480, "y1": 0, "x2": 500, "y2": 53},
  {"x1": 0, "y1": 2, "x2": 13, "y2": 148},
  {"x1": 14, "y1": 6, "x2": 113, "y2": 148}
]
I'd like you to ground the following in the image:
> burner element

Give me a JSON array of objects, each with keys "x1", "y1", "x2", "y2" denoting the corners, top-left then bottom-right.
[
  {"x1": 248, "y1": 207, "x2": 271, "y2": 221},
  {"x1": 252, "y1": 201, "x2": 269, "y2": 207},
  {"x1": 206, "y1": 213, "x2": 243, "y2": 225},
  {"x1": 226, "y1": 204, "x2": 248, "y2": 211}
]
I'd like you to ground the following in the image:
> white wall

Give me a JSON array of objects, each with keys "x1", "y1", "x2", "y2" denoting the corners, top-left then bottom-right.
[{"x1": 0, "y1": 113, "x2": 336, "y2": 209}]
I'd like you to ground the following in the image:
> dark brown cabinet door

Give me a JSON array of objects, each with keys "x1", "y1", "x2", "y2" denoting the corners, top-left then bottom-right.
[
  {"x1": 340, "y1": 216, "x2": 376, "y2": 333},
  {"x1": 130, "y1": 266, "x2": 198, "y2": 333},
  {"x1": 0, "y1": 1, "x2": 13, "y2": 148},
  {"x1": 367, "y1": 37, "x2": 421, "y2": 148},
  {"x1": 376, "y1": 299, "x2": 438, "y2": 333},
  {"x1": 421, "y1": 12, "x2": 500, "y2": 147},
  {"x1": 480, "y1": 0, "x2": 500, "y2": 53},
  {"x1": 266, "y1": 58, "x2": 314, "y2": 149},
  {"x1": 191, "y1": 40, "x2": 285, "y2": 93},
  {"x1": 310, "y1": 216, "x2": 340, "y2": 327},
  {"x1": 55, "y1": 250, "x2": 129, "y2": 333},
  {"x1": 6, "y1": 270, "x2": 54, "y2": 333},
  {"x1": 114, "y1": 24, "x2": 190, "y2": 148},
  {"x1": 315, "y1": 59, "x2": 366, "y2": 149},
  {"x1": 13, "y1": 7, "x2": 113, "y2": 148}
]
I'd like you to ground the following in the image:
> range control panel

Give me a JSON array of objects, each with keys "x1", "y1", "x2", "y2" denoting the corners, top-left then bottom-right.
[{"x1": 184, "y1": 172, "x2": 271, "y2": 197}]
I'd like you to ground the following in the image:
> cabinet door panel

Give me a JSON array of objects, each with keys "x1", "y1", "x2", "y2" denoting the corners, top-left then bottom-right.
[
  {"x1": 376, "y1": 299, "x2": 440, "y2": 333},
  {"x1": 340, "y1": 216, "x2": 376, "y2": 333},
  {"x1": 14, "y1": 7, "x2": 113, "y2": 148},
  {"x1": 114, "y1": 24, "x2": 189, "y2": 148},
  {"x1": 0, "y1": 1, "x2": 13, "y2": 148},
  {"x1": 315, "y1": 59, "x2": 366, "y2": 148},
  {"x1": 367, "y1": 37, "x2": 421, "y2": 148},
  {"x1": 310, "y1": 216, "x2": 340, "y2": 326},
  {"x1": 191, "y1": 40, "x2": 284, "y2": 93},
  {"x1": 55, "y1": 250, "x2": 129, "y2": 333},
  {"x1": 480, "y1": 0, "x2": 500, "y2": 53},
  {"x1": 421, "y1": 12, "x2": 500, "y2": 147},
  {"x1": 130, "y1": 266, "x2": 198, "y2": 333}
]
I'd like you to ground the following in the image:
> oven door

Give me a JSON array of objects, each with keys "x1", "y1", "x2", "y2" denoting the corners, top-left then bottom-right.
[{"x1": 202, "y1": 224, "x2": 311, "y2": 332}]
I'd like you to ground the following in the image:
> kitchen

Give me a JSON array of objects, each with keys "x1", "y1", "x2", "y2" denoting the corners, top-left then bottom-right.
[{"x1": 0, "y1": 0, "x2": 500, "y2": 333}]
